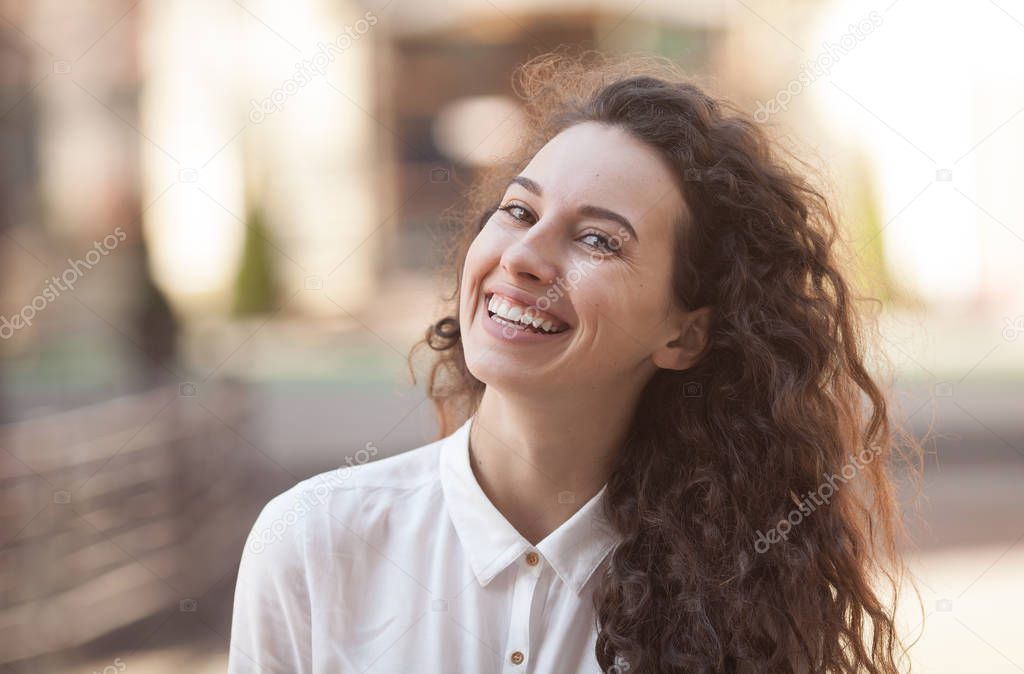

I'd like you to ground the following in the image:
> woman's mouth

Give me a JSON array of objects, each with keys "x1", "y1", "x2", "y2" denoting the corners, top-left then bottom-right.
[{"x1": 483, "y1": 292, "x2": 571, "y2": 337}]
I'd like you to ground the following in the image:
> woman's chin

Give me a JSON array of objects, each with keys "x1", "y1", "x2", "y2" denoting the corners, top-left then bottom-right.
[{"x1": 463, "y1": 352, "x2": 564, "y2": 393}]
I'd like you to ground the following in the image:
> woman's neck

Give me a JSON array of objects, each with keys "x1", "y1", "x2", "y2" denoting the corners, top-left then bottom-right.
[{"x1": 467, "y1": 386, "x2": 634, "y2": 546}]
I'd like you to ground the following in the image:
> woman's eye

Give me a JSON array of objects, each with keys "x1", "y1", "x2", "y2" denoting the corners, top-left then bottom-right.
[
  {"x1": 580, "y1": 231, "x2": 615, "y2": 254},
  {"x1": 498, "y1": 203, "x2": 535, "y2": 224}
]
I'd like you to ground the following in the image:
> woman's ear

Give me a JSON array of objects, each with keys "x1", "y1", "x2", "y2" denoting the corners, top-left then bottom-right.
[{"x1": 651, "y1": 305, "x2": 713, "y2": 371}]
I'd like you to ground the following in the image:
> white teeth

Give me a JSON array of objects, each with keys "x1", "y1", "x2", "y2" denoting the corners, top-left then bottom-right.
[{"x1": 486, "y1": 292, "x2": 566, "y2": 334}]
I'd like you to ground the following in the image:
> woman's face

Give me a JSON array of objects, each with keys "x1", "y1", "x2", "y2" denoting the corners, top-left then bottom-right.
[{"x1": 459, "y1": 121, "x2": 697, "y2": 396}]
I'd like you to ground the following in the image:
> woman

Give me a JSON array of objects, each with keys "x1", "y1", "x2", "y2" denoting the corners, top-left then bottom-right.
[{"x1": 228, "y1": 51, "x2": 922, "y2": 673}]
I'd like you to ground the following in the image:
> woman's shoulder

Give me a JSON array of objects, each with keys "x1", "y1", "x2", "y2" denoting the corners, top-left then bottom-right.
[
  {"x1": 243, "y1": 434, "x2": 446, "y2": 556},
  {"x1": 297, "y1": 432, "x2": 444, "y2": 502}
]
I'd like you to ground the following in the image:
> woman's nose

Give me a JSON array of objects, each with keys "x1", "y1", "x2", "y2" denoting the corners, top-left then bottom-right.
[{"x1": 499, "y1": 235, "x2": 558, "y2": 285}]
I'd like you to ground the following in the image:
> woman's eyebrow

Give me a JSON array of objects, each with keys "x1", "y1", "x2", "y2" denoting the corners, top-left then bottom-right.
[{"x1": 507, "y1": 175, "x2": 640, "y2": 243}]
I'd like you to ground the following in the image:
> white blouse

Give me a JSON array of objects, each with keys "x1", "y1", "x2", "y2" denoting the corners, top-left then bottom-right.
[{"x1": 227, "y1": 413, "x2": 622, "y2": 673}]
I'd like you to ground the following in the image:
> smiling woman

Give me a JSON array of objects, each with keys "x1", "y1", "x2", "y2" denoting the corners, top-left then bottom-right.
[
  {"x1": 227, "y1": 49, "x2": 923, "y2": 674},
  {"x1": 408, "y1": 50, "x2": 925, "y2": 673}
]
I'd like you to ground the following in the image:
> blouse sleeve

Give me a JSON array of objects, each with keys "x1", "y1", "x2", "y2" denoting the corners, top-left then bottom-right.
[{"x1": 227, "y1": 487, "x2": 314, "y2": 674}]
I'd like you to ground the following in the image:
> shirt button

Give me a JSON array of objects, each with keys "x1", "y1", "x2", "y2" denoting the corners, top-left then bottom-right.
[
  {"x1": 525, "y1": 551, "x2": 539, "y2": 566},
  {"x1": 510, "y1": 651, "x2": 525, "y2": 665}
]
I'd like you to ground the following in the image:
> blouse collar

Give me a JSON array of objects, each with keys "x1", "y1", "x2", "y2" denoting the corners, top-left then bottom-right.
[{"x1": 439, "y1": 414, "x2": 621, "y2": 596}]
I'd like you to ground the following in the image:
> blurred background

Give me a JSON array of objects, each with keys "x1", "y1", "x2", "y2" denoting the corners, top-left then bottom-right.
[{"x1": 1, "y1": 0, "x2": 1021, "y2": 671}]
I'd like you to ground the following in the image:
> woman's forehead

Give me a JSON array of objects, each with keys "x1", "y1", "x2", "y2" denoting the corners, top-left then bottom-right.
[{"x1": 517, "y1": 122, "x2": 686, "y2": 239}]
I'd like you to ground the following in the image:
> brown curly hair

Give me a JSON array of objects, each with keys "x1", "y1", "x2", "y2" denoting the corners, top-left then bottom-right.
[{"x1": 408, "y1": 49, "x2": 924, "y2": 674}]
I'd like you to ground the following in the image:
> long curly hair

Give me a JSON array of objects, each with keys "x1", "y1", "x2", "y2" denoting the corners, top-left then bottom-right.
[{"x1": 408, "y1": 49, "x2": 924, "y2": 674}]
